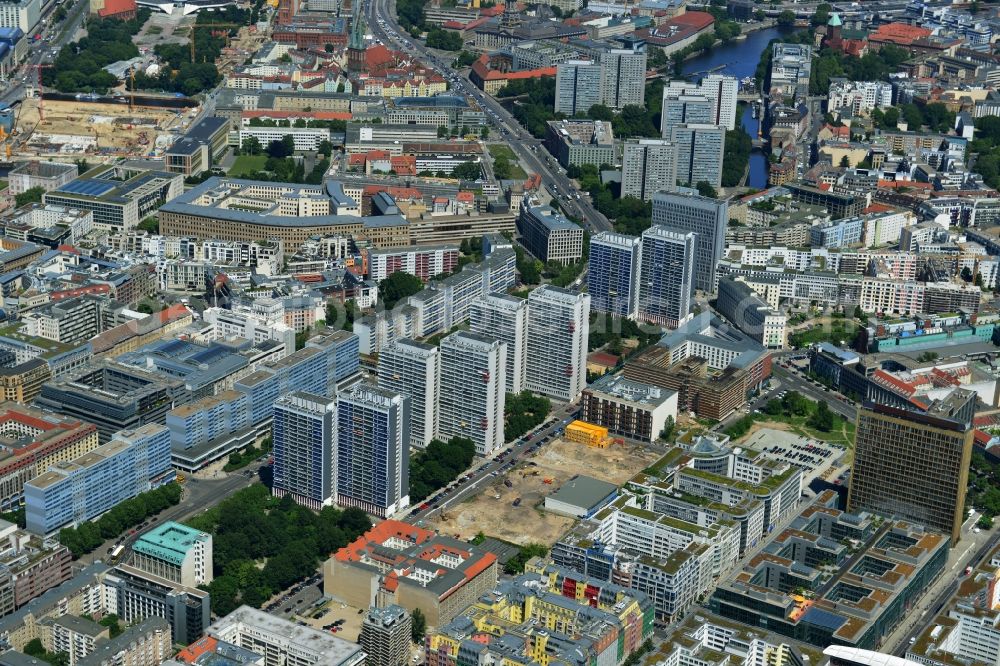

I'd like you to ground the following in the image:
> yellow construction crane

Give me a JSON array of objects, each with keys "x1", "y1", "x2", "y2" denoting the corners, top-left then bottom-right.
[{"x1": 0, "y1": 126, "x2": 11, "y2": 159}]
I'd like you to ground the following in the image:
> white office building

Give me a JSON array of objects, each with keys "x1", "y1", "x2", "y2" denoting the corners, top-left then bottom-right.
[
  {"x1": 469, "y1": 294, "x2": 528, "y2": 394},
  {"x1": 0, "y1": 0, "x2": 38, "y2": 33},
  {"x1": 638, "y1": 226, "x2": 695, "y2": 328},
  {"x1": 438, "y1": 331, "x2": 506, "y2": 456},
  {"x1": 378, "y1": 339, "x2": 440, "y2": 449},
  {"x1": 526, "y1": 286, "x2": 590, "y2": 403},
  {"x1": 670, "y1": 123, "x2": 726, "y2": 189},
  {"x1": 662, "y1": 74, "x2": 739, "y2": 131},
  {"x1": 202, "y1": 306, "x2": 296, "y2": 354},
  {"x1": 555, "y1": 60, "x2": 603, "y2": 116},
  {"x1": 238, "y1": 127, "x2": 332, "y2": 152},
  {"x1": 621, "y1": 139, "x2": 677, "y2": 201},
  {"x1": 207, "y1": 606, "x2": 366, "y2": 666},
  {"x1": 600, "y1": 44, "x2": 647, "y2": 110}
]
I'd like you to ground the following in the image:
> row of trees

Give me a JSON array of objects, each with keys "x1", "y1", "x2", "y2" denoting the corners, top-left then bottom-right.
[
  {"x1": 187, "y1": 485, "x2": 371, "y2": 617},
  {"x1": 498, "y1": 77, "x2": 564, "y2": 139},
  {"x1": 59, "y1": 483, "x2": 182, "y2": 558},
  {"x1": 721, "y1": 128, "x2": 752, "y2": 188},
  {"x1": 504, "y1": 392, "x2": 551, "y2": 442},
  {"x1": 565, "y1": 163, "x2": 652, "y2": 237},
  {"x1": 426, "y1": 27, "x2": 463, "y2": 50},
  {"x1": 409, "y1": 436, "x2": 476, "y2": 502},
  {"x1": 968, "y1": 452, "x2": 1000, "y2": 529}
]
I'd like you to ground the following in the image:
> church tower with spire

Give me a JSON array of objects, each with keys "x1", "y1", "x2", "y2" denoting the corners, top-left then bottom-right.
[{"x1": 347, "y1": 0, "x2": 367, "y2": 72}]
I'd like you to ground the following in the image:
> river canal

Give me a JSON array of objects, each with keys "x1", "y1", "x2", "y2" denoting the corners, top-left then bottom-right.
[{"x1": 680, "y1": 25, "x2": 795, "y2": 188}]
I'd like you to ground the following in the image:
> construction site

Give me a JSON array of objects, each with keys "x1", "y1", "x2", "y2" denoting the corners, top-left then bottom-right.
[
  {"x1": 427, "y1": 437, "x2": 661, "y2": 546},
  {"x1": 10, "y1": 98, "x2": 194, "y2": 158},
  {"x1": 2, "y1": 16, "x2": 266, "y2": 160}
]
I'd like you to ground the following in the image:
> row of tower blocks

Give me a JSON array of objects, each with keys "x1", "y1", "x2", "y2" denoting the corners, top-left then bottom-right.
[
  {"x1": 556, "y1": 64, "x2": 738, "y2": 191},
  {"x1": 589, "y1": 190, "x2": 728, "y2": 325},
  {"x1": 269, "y1": 285, "x2": 590, "y2": 518}
]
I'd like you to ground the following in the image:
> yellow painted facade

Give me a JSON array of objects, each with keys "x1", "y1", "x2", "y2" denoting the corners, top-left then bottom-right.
[{"x1": 564, "y1": 420, "x2": 610, "y2": 448}]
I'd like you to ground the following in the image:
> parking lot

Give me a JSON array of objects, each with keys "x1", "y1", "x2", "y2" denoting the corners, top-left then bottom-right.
[{"x1": 743, "y1": 427, "x2": 847, "y2": 488}]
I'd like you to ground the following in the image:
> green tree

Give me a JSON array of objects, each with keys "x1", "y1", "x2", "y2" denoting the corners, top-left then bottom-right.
[
  {"x1": 266, "y1": 134, "x2": 296, "y2": 158},
  {"x1": 241, "y1": 136, "x2": 262, "y2": 155},
  {"x1": 451, "y1": 161, "x2": 482, "y2": 180},
  {"x1": 659, "y1": 415, "x2": 675, "y2": 442},
  {"x1": 480, "y1": 126, "x2": 490, "y2": 139},
  {"x1": 437, "y1": 125, "x2": 448, "y2": 138},
  {"x1": 15, "y1": 186, "x2": 45, "y2": 208},
  {"x1": 411, "y1": 608, "x2": 427, "y2": 642},
  {"x1": 504, "y1": 544, "x2": 549, "y2": 574},
  {"x1": 324, "y1": 43, "x2": 334, "y2": 52},
  {"x1": 695, "y1": 181, "x2": 718, "y2": 199},
  {"x1": 839, "y1": 155, "x2": 850, "y2": 167},
  {"x1": 379, "y1": 271, "x2": 425, "y2": 310},
  {"x1": 808, "y1": 400, "x2": 835, "y2": 432},
  {"x1": 777, "y1": 9, "x2": 795, "y2": 26},
  {"x1": 586, "y1": 104, "x2": 615, "y2": 122},
  {"x1": 811, "y1": 3, "x2": 831, "y2": 25}
]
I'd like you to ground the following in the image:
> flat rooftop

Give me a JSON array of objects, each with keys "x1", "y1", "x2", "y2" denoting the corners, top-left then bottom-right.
[{"x1": 132, "y1": 521, "x2": 208, "y2": 565}]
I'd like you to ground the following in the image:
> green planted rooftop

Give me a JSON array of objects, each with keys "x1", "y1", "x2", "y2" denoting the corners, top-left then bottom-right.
[{"x1": 131, "y1": 521, "x2": 208, "y2": 566}]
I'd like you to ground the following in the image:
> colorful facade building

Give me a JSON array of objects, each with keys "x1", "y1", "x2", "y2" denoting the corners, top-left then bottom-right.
[{"x1": 426, "y1": 558, "x2": 653, "y2": 666}]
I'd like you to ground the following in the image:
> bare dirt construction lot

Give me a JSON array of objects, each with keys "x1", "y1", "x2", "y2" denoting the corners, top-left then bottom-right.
[
  {"x1": 17, "y1": 99, "x2": 187, "y2": 156},
  {"x1": 428, "y1": 437, "x2": 661, "y2": 546}
]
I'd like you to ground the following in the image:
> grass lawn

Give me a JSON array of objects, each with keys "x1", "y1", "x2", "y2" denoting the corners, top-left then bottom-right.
[
  {"x1": 228, "y1": 155, "x2": 267, "y2": 176},
  {"x1": 789, "y1": 322, "x2": 859, "y2": 348},
  {"x1": 487, "y1": 144, "x2": 528, "y2": 180},
  {"x1": 733, "y1": 408, "x2": 856, "y2": 449},
  {"x1": 0, "y1": 180, "x2": 8, "y2": 191},
  {"x1": 145, "y1": 25, "x2": 162, "y2": 35}
]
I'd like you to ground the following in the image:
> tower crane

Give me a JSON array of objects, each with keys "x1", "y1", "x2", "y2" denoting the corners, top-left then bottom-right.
[{"x1": 29, "y1": 64, "x2": 52, "y2": 122}]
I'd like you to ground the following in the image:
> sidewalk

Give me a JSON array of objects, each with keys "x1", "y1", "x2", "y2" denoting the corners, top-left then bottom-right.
[{"x1": 881, "y1": 519, "x2": 996, "y2": 653}]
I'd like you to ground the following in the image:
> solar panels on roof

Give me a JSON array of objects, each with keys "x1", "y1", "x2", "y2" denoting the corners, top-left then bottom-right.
[
  {"x1": 801, "y1": 606, "x2": 847, "y2": 631},
  {"x1": 58, "y1": 180, "x2": 116, "y2": 197}
]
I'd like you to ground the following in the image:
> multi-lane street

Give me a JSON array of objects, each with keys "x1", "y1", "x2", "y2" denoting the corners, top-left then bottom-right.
[
  {"x1": 79, "y1": 462, "x2": 268, "y2": 566},
  {"x1": 405, "y1": 401, "x2": 580, "y2": 524},
  {"x1": 365, "y1": 0, "x2": 612, "y2": 232}
]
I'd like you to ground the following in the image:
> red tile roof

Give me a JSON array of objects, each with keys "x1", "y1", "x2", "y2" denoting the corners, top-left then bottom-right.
[
  {"x1": 869, "y1": 22, "x2": 932, "y2": 46},
  {"x1": 471, "y1": 54, "x2": 556, "y2": 81},
  {"x1": 365, "y1": 44, "x2": 397, "y2": 71},
  {"x1": 668, "y1": 10, "x2": 714, "y2": 28},
  {"x1": 97, "y1": 0, "x2": 136, "y2": 17},
  {"x1": 175, "y1": 637, "x2": 218, "y2": 664}
]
